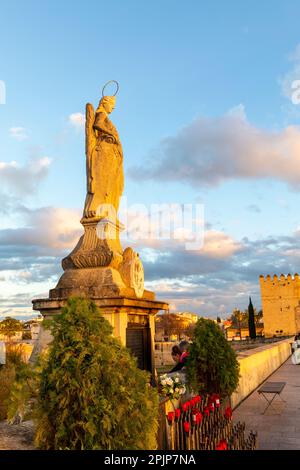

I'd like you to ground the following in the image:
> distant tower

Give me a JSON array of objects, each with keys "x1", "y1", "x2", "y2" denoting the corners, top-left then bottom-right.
[{"x1": 259, "y1": 273, "x2": 300, "y2": 337}]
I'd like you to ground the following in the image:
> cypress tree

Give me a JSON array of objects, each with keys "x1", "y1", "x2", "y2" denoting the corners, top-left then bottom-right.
[{"x1": 248, "y1": 297, "x2": 256, "y2": 339}]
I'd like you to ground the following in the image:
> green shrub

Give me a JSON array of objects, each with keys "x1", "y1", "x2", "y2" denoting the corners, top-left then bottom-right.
[
  {"x1": 0, "y1": 364, "x2": 16, "y2": 420},
  {"x1": 0, "y1": 344, "x2": 29, "y2": 420},
  {"x1": 5, "y1": 343, "x2": 27, "y2": 366},
  {"x1": 35, "y1": 297, "x2": 159, "y2": 450},
  {"x1": 187, "y1": 318, "x2": 240, "y2": 398},
  {"x1": 6, "y1": 361, "x2": 40, "y2": 423}
]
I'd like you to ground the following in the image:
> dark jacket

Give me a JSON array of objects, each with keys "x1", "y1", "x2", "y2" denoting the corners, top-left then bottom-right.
[{"x1": 168, "y1": 354, "x2": 188, "y2": 373}]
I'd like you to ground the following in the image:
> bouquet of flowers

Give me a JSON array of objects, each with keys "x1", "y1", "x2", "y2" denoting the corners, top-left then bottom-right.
[{"x1": 159, "y1": 373, "x2": 186, "y2": 399}]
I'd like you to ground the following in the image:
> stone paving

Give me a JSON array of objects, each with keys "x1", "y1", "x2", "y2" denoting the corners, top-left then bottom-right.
[
  {"x1": 233, "y1": 358, "x2": 300, "y2": 450},
  {"x1": 0, "y1": 420, "x2": 35, "y2": 450}
]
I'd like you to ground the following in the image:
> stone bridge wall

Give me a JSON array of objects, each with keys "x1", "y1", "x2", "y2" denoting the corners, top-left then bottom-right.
[{"x1": 231, "y1": 337, "x2": 292, "y2": 408}]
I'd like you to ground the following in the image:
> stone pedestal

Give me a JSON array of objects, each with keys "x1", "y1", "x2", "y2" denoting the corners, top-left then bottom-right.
[
  {"x1": 31, "y1": 216, "x2": 168, "y2": 374},
  {"x1": 32, "y1": 294, "x2": 168, "y2": 375}
]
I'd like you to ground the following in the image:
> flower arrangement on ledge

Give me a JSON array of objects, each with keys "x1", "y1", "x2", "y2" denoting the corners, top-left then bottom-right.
[{"x1": 159, "y1": 373, "x2": 186, "y2": 400}]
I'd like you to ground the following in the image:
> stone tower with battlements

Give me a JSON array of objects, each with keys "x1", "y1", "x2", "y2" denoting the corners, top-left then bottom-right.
[{"x1": 259, "y1": 273, "x2": 300, "y2": 337}]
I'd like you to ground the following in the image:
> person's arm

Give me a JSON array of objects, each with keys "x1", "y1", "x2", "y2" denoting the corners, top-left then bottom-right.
[{"x1": 169, "y1": 362, "x2": 184, "y2": 373}]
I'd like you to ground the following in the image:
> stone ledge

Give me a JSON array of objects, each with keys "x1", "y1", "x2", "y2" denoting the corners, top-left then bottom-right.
[
  {"x1": 237, "y1": 337, "x2": 293, "y2": 358},
  {"x1": 232, "y1": 337, "x2": 292, "y2": 409},
  {"x1": 32, "y1": 295, "x2": 169, "y2": 313}
]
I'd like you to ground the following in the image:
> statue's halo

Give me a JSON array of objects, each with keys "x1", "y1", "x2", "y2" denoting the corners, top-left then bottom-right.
[{"x1": 102, "y1": 80, "x2": 119, "y2": 97}]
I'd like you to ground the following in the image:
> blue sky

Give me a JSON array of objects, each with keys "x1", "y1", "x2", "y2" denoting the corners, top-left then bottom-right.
[{"x1": 1, "y1": 0, "x2": 300, "y2": 319}]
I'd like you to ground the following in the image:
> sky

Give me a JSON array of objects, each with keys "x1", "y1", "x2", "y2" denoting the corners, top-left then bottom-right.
[{"x1": 1, "y1": 0, "x2": 300, "y2": 320}]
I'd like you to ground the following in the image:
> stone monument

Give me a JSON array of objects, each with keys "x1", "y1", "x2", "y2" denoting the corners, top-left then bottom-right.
[{"x1": 32, "y1": 81, "x2": 168, "y2": 373}]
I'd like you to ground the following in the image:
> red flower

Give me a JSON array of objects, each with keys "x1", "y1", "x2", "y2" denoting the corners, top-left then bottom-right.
[
  {"x1": 204, "y1": 406, "x2": 210, "y2": 416},
  {"x1": 182, "y1": 403, "x2": 188, "y2": 412},
  {"x1": 192, "y1": 408, "x2": 198, "y2": 422},
  {"x1": 224, "y1": 406, "x2": 232, "y2": 419},
  {"x1": 209, "y1": 403, "x2": 215, "y2": 412},
  {"x1": 194, "y1": 395, "x2": 202, "y2": 403},
  {"x1": 192, "y1": 411, "x2": 203, "y2": 424},
  {"x1": 196, "y1": 412, "x2": 203, "y2": 424},
  {"x1": 190, "y1": 398, "x2": 196, "y2": 407},
  {"x1": 167, "y1": 411, "x2": 175, "y2": 423},
  {"x1": 191, "y1": 396, "x2": 201, "y2": 406},
  {"x1": 215, "y1": 398, "x2": 220, "y2": 408},
  {"x1": 175, "y1": 408, "x2": 181, "y2": 419},
  {"x1": 182, "y1": 401, "x2": 191, "y2": 412},
  {"x1": 216, "y1": 439, "x2": 228, "y2": 450},
  {"x1": 183, "y1": 421, "x2": 190, "y2": 433}
]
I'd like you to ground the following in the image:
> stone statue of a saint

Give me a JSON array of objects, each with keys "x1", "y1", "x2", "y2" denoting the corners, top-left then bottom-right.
[
  {"x1": 58, "y1": 85, "x2": 145, "y2": 298},
  {"x1": 83, "y1": 95, "x2": 124, "y2": 220}
]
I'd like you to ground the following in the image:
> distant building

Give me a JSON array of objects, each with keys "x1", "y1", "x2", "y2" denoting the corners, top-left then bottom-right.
[
  {"x1": 225, "y1": 325, "x2": 264, "y2": 341},
  {"x1": 260, "y1": 273, "x2": 300, "y2": 337},
  {"x1": 155, "y1": 311, "x2": 198, "y2": 342},
  {"x1": 176, "y1": 312, "x2": 199, "y2": 323}
]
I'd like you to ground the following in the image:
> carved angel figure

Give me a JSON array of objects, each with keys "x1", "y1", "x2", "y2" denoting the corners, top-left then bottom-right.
[{"x1": 83, "y1": 95, "x2": 124, "y2": 219}]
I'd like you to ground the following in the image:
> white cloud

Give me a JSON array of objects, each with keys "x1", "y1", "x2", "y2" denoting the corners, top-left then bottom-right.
[
  {"x1": 0, "y1": 157, "x2": 51, "y2": 195},
  {"x1": 9, "y1": 127, "x2": 28, "y2": 141},
  {"x1": 280, "y1": 44, "x2": 300, "y2": 102},
  {"x1": 69, "y1": 112, "x2": 85, "y2": 129},
  {"x1": 0, "y1": 206, "x2": 82, "y2": 253},
  {"x1": 130, "y1": 106, "x2": 300, "y2": 190},
  {"x1": 27, "y1": 206, "x2": 82, "y2": 250},
  {"x1": 201, "y1": 230, "x2": 242, "y2": 258}
]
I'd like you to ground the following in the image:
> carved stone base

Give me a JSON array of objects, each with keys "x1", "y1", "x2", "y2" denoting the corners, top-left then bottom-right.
[
  {"x1": 49, "y1": 266, "x2": 153, "y2": 301},
  {"x1": 61, "y1": 216, "x2": 146, "y2": 298},
  {"x1": 62, "y1": 217, "x2": 124, "y2": 270}
]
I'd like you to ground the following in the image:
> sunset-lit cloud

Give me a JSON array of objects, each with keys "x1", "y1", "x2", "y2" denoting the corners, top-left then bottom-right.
[
  {"x1": 130, "y1": 105, "x2": 300, "y2": 190},
  {"x1": 0, "y1": 206, "x2": 81, "y2": 253},
  {"x1": 0, "y1": 157, "x2": 51, "y2": 195}
]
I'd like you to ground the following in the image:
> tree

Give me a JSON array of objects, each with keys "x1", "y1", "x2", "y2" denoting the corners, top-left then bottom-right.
[
  {"x1": 187, "y1": 318, "x2": 240, "y2": 398},
  {"x1": 35, "y1": 297, "x2": 159, "y2": 450},
  {"x1": 255, "y1": 309, "x2": 263, "y2": 327},
  {"x1": 248, "y1": 297, "x2": 256, "y2": 339},
  {"x1": 230, "y1": 309, "x2": 246, "y2": 337},
  {"x1": 185, "y1": 322, "x2": 196, "y2": 340},
  {"x1": 156, "y1": 313, "x2": 188, "y2": 339},
  {"x1": 0, "y1": 317, "x2": 23, "y2": 339}
]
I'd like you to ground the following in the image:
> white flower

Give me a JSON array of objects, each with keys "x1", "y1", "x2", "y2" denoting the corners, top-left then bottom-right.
[
  {"x1": 166, "y1": 378, "x2": 173, "y2": 386},
  {"x1": 175, "y1": 377, "x2": 180, "y2": 383},
  {"x1": 161, "y1": 379, "x2": 167, "y2": 386}
]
